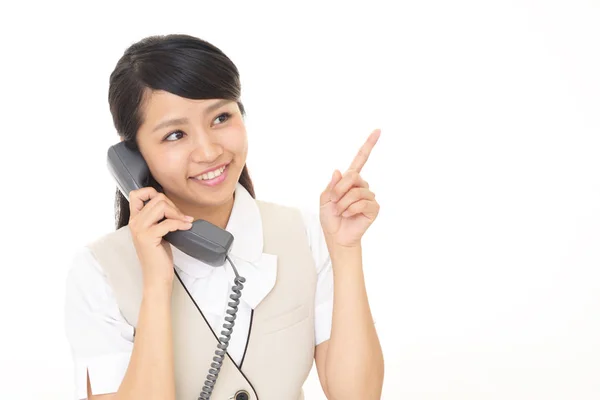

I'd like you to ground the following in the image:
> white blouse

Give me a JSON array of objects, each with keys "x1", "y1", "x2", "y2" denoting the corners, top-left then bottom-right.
[{"x1": 64, "y1": 183, "x2": 334, "y2": 399}]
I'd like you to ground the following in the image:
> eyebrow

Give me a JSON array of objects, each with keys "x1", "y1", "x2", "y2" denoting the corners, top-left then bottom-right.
[{"x1": 151, "y1": 99, "x2": 234, "y2": 133}]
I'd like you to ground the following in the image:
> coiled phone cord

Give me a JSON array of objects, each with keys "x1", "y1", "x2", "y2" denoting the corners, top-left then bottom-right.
[{"x1": 198, "y1": 254, "x2": 246, "y2": 400}]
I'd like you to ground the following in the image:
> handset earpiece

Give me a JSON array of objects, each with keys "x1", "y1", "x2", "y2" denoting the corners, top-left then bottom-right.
[{"x1": 107, "y1": 142, "x2": 149, "y2": 201}]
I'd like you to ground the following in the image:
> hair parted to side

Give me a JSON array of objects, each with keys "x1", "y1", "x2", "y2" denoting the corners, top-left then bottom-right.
[{"x1": 107, "y1": 34, "x2": 255, "y2": 230}]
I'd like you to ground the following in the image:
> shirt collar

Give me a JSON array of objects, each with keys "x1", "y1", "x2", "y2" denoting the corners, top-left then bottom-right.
[
  {"x1": 226, "y1": 181, "x2": 263, "y2": 263},
  {"x1": 169, "y1": 182, "x2": 277, "y2": 309}
]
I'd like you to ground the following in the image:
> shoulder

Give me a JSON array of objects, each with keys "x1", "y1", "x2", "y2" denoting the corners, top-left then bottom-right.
[
  {"x1": 255, "y1": 198, "x2": 303, "y2": 220},
  {"x1": 65, "y1": 245, "x2": 116, "y2": 316},
  {"x1": 297, "y1": 207, "x2": 331, "y2": 275},
  {"x1": 255, "y1": 199, "x2": 329, "y2": 272},
  {"x1": 66, "y1": 227, "x2": 132, "y2": 301},
  {"x1": 255, "y1": 199, "x2": 320, "y2": 233},
  {"x1": 66, "y1": 246, "x2": 101, "y2": 283},
  {"x1": 86, "y1": 225, "x2": 132, "y2": 250},
  {"x1": 255, "y1": 199, "x2": 311, "y2": 240}
]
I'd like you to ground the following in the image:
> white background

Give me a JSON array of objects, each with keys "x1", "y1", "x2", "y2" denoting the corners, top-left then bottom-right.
[{"x1": 1, "y1": 0, "x2": 599, "y2": 399}]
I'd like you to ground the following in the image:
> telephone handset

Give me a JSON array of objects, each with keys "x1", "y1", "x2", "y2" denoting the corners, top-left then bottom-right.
[
  {"x1": 107, "y1": 141, "x2": 248, "y2": 400},
  {"x1": 107, "y1": 141, "x2": 234, "y2": 267}
]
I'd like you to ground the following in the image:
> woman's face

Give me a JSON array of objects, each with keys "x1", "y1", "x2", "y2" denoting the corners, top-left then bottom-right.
[{"x1": 135, "y1": 90, "x2": 248, "y2": 214}]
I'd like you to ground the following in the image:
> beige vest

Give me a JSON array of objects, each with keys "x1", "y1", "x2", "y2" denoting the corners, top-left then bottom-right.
[{"x1": 87, "y1": 200, "x2": 317, "y2": 399}]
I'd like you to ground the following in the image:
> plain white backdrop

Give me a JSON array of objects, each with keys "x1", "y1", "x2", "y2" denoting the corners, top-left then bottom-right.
[{"x1": 1, "y1": 0, "x2": 599, "y2": 398}]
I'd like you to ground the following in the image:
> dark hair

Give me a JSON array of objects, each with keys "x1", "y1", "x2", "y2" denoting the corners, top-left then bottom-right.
[{"x1": 108, "y1": 34, "x2": 255, "y2": 230}]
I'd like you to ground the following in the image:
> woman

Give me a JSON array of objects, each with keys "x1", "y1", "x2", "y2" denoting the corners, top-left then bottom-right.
[{"x1": 65, "y1": 33, "x2": 384, "y2": 400}]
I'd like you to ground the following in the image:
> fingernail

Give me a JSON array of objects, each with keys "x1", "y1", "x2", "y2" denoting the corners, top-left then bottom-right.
[{"x1": 185, "y1": 215, "x2": 194, "y2": 221}]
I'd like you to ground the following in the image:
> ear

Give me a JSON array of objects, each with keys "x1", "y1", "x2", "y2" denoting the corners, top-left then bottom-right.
[{"x1": 120, "y1": 136, "x2": 124, "y2": 142}]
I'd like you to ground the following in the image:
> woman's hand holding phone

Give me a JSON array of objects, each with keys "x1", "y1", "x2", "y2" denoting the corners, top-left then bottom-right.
[{"x1": 128, "y1": 187, "x2": 194, "y2": 292}]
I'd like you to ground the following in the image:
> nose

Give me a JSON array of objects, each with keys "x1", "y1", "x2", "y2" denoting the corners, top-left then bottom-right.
[{"x1": 189, "y1": 128, "x2": 223, "y2": 163}]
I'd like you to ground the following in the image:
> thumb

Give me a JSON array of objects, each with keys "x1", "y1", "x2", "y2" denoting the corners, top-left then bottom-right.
[
  {"x1": 328, "y1": 169, "x2": 341, "y2": 190},
  {"x1": 321, "y1": 170, "x2": 341, "y2": 206},
  {"x1": 327, "y1": 170, "x2": 336, "y2": 189}
]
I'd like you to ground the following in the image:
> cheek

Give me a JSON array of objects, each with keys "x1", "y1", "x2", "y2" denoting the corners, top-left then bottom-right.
[
  {"x1": 224, "y1": 125, "x2": 248, "y2": 158},
  {"x1": 150, "y1": 150, "x2": 186, "y2": 179}
]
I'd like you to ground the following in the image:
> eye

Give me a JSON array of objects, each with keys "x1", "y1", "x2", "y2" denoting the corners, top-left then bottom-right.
[
  {"x1": 164, "y1": 130, "x2": 185, "y2": 142},
  {"x1": 162, "y1": 112, "x2": 231, "y2": 142},
  {"x1": 214, "y1": 112, "x2": 232, "y2": 125}
]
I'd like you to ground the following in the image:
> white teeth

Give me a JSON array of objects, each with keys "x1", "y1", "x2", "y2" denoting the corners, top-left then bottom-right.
[{"x1": 196, "y1": 165, "x2": 226, "y2": 181}]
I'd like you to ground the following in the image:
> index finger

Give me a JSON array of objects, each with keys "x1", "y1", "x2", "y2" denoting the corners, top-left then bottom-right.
[
  {"x1": 348, "y1": 129, "x2": 381, "y2": 173},
  {"x1": 128, "y1": 187, "x2": 161, "y2": 216}
]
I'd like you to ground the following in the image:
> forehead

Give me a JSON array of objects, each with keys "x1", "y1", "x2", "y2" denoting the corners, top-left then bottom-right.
[{"x1": 141, "y1": 90, "x2": 223, "y2": 120}]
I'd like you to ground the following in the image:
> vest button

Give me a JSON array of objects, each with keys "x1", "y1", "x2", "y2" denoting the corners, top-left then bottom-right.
[{"x1": 234, "y1": 390, "x2": 250, "y2": 400}]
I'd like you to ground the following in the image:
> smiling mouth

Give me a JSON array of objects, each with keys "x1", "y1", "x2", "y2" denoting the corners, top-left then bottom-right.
[
  {"x1": 191, "y1": 164, "x2": 228, "y2": 181},
  {"x1": 190, "y1": 164, "x2": 229, "y2": 186}
]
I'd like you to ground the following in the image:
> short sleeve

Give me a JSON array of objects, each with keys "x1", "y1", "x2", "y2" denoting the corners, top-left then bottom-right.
[
  {"x1": 64, "y1": 247, "x2": 134, "y2": 399},
  {"x1": 300, "y1": 209, "x2": 334, "y2": 346}
]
